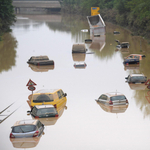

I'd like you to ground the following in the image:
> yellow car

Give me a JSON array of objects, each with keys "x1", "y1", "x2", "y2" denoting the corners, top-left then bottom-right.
[{"x1": 28, "y1": 89, "x2": 67, "y2": 108}]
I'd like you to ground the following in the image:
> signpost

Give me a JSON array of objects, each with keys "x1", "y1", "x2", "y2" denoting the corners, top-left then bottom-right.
[
  {"x1": 26, "y1": 79, "x2": 37, "y2": 94},
  {"x1": 91, "y1": 7, "x2": 100, "y2": 16}
]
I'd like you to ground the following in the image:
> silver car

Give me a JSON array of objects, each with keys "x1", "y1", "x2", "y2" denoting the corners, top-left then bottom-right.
[
  {"x1": 125, "y1": 74, "x2": 147, "y2": 83},
  {"x1": 96, "y1": 92, "x2": 129, "y2": 106},
  {"x1": 10, "y1": 120, "x2": 44, "y2": 138}
]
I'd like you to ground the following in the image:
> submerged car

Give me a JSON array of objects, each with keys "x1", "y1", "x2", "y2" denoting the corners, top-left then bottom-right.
[
  {"x1": 10, "y1": 120, "x2": 44, "y2": 138},
  {"x1": 96, "y1": 92, "x2": 129, "y2": 106},
  {"x1": 115, "y1": 40, "x2": 129, "y2": 48},
  {"x1": 28, "y1": 105, "x2": 59, "y2": 118},
  {"x1": 27, "y1": 56, "x2": 54, "y2": 66},
  {"x1": 125, "y1": 74, "x2": 147, "y2": 83},
  {"x1": 28, "y1": 89, "x2": 67, "y2": 108}
]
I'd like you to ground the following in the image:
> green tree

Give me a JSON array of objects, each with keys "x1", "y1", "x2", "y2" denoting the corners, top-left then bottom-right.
[{"x1": 0, "y1": 0, "x2": 16, "y2": 36}]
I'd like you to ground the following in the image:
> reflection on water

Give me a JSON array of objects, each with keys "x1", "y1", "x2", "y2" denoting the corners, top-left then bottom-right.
[
  {"x1": 0, "y1": 33, "x2": 17, "y2": 73},
  {"x1": 96, "y1": 101, "x2": 128, "y2": 113},
  {"x1": 10, "y1": 136, "x2": 41, "y2": 148},
  {"x1": 28, "y1": 64, "x2": 54, "y2": 72}
]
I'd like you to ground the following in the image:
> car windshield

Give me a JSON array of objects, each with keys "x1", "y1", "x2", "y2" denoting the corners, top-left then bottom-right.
[
  {"x1": 130, "y1": 76, "x2": 146, "y2": 82},
  {"x1": 12, "y1": 125, "x2": 36, "y2": 133},
  {"x1": 36, "y1": 108, "x2": 57, "y2": 116},
  {"x1": 110, "y1": 95, "x2": 126, "y2": 101},
  {"x1": 33, "y1": 94, "x2": 53, "y2": 103}
]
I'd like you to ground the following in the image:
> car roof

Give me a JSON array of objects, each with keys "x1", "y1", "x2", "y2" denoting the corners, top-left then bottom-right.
[
  {"x1": 104, "y1": 92, "x2": 124, "y2": 97},
  {"x1": 13, "y1": 120, "x2": 38, "y2": 127},
  {"x1": 129, "y1": 74, "x2": 145, "y2": 77},
  {"x1": 35, "y1": 105, "x2": 55, "y2": 109},
  {"x1": 35, "y1": 89, "x2": 61, "y2": 94}
]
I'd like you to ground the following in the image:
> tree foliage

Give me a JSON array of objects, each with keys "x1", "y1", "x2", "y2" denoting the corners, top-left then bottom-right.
[
  {"x1": 0, "y1": 0, "x2": 16, "y2": 35},
  {"x1": 62, "y1": 0, "x2": 150, "y2": 38}
]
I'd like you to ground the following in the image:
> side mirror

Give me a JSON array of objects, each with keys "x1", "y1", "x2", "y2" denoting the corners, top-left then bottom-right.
[
  {"x1": 125, "y1": 77, "x2": 128, "y2": 79},
  {"x1": 64, "y1": 93, "x2": 67, "y2": 97},
  {"x1": 27, "y1": 110, "x2": 31, "y2": 115}
]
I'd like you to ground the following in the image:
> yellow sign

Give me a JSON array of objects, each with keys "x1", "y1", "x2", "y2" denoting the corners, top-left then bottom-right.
[{"x1": 91, "y1": 7, "x2": 100, "y2": 16}]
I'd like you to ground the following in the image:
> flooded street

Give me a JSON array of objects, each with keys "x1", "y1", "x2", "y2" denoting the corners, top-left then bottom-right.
[{"x1": 1, "y1": 13, "x2": 150, "y2": 150}]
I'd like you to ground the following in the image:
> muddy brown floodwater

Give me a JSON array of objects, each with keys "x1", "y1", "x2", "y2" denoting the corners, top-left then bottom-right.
[{"x1": 1, "y1": 13, "x2": 150, "y2": 150}]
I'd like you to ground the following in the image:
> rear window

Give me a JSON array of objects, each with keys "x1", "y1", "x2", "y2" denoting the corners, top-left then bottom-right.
[
  {"x1": 36, "y1": 108, "x2": 57, "y2": 116},
  {"x1": 33, "y1": 94, "x2": 53, "y2": 103},
  {"x1": 110, "y1": 95, "x2": 126, "y2": 101},
  {"x1": 129, "y1": 76, "x2": 146, "y2": 82},
  {"x1": 12, "y1": 125, "x2": 36, "y2": 133}
]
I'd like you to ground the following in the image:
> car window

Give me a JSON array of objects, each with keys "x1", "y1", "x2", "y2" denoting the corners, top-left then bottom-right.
[
  {"x1": 37, "y1": 121, "x2": 42, "y2": 129},
  {"x1": 134, "y1": 56, "x2": 139, "y2": 59},
  {"x1": 128, "y1": 55, "x2": 133, "y2": 59},
  {"x1": 32, "y1": 107, "x2": 38, "y2": 116},
  {"x1": 99, "y1": 95, "x2": 107, "y2": 100},
  {"x1": 37, "y1": 108, "x2": 57, "y2": 116},
  {"x1": 33, "y1": 94, "x2": 53, "y2": 103},
  {"x1": 110, "y1": 95, "x2": 126, "y2": 101},
  {"x1": 12, "y1": 125, "x2": 36, "y2": 133},
  {"x1": 53, "y1": 93, "x2": 59, "y2": 100},
  {"x1": 129, "y1": 76, "x2": 146, "y2": 82},
  {"x1": 57, "y1": 91, "x2": 62, "y2": 99}
]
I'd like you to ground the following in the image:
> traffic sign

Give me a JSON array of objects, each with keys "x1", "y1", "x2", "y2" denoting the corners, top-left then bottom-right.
[
  {"x1": 145, "y1": 79, "x2": 150, "y2": 85},
  {"x1": 26, "y1": 79, "x2": 37, "y2": 86},
  {"x1": 28, "y1": 85, "x2": 36, "y2": 91}
]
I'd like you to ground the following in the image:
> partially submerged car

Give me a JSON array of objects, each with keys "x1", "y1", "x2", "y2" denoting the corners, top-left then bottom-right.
[
  {"x1": 125, "y1": 74, "x2": 147, "y2": 83},
  {"x1": 115, "y1": 40, "x2": 129, "y2": 48},
  {"x1": 27, "y1": 105, "x2": 59, "y2": 118},
  {"x1": 96, "y1": 92, "x2": 129, "y2": 106},
  {"x1": 123, "y1": 58, "x2": 139, "y2": 65},
  {"x1": 28, "y1": 89, "x2": 67, "y2": 108},
  {"x1": 72, "y1": 44, "x2": 87, "y2": 53},
  {"x1": 10, "y1": 120, "x2": 44, "y2": 138},
  {"x1": 27, "y1": 56, "x2": 54, "y2": 66}
]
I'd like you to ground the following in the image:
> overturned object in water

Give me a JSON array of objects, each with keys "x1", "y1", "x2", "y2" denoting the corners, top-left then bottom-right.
[
  {"x1": 115, "y1": 40, "x2": 129, "y2": 48},
  {"x1": 113, "y1": 31, "x2": 120, "y2": 34},
  {"x1": 74, "y1": 63, "x2": 87, "y2": 69},
  {"x1": 72, "y1": 44, "x2": 87, "y2": 53},
  {"x1": 27, "y1": 56, "x2": 54, "y2": 66},
  {"x1": 85, "y1": 39, "x2": 92, "y2": 44}
]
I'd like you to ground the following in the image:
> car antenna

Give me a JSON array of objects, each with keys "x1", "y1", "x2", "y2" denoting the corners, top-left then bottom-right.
[{"x1": 115, "y1": 90, "x2": 117, "y2": 95}]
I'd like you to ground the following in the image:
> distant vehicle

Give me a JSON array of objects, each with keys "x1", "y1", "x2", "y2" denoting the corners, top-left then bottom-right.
[
  {"x1": 27, "y1": 56, "x2": 54, "y2": 66},
  {"x1": 115, "y1": 40, "x2": 129, "y2": 48},
  {"x1": 27, "y1": 105, "x2": 59, "y2": 118},
  {"x1": 28, "y1": 89, "x2": 67, "y2": 108},
  {"x1": 96, "y1": 101, "x2": 128, "y2": 113},
  {"x1": 10, "y1": 120, "x2": 44, "y2": 138},
  {"x1": 125, "y1": 74, "x2": 147, "y2": 83},
  {"x1": 124, "y1": 54, "x2": 145, "y2": 61},
  {"x1": 123, "y1": 57, "x2": 139, "y2": 65},
  {"x1": 113, "y1": 31, "x2": 120, "y2": 34},
  {"x1": 72, "y1": 44, "x2": 87, "y2": 53},
  {"x1": 96, "y1": 92, "x2": 129, "y2": 106}
]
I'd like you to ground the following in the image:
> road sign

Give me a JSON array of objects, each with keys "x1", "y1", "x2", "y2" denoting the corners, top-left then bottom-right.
[
  {"x1": 26, "y1": 79, "x2": 37, "y2": 86},
  {"x1": 28, "y1": 85, "x2": 36, "y2": 91},
  {"x1": 91, "y1": 7, "x2": 100, "y2": 16}
]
